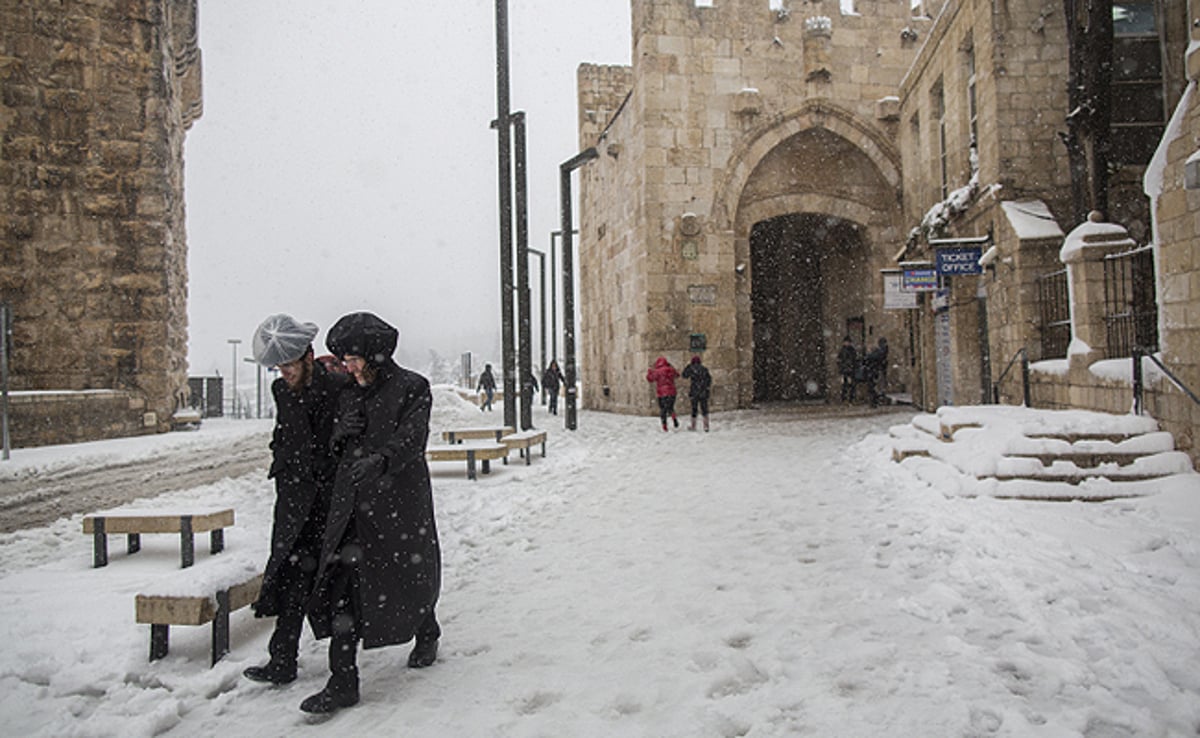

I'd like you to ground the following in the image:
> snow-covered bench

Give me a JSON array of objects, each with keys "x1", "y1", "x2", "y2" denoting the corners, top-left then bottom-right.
[
  {"x1": 82, "y1": 507, "x2": 235, "y2": 568},
  {"x1": 441, "y1": 425, "x2": 514, "y2": 444},
  {"x1": 501, "y1": 429, "x2": 547, "y2": 465},
  {"x1": 134, "y1": 554, "x2": 262, "y2": 666},
  {"x1": 426, "y1": 441, "x2": 509, "y2": 480}
]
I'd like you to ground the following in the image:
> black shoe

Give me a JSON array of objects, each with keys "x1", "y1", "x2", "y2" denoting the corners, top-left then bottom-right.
[
  {"x1": 407, "y1": 638, "x2": 438, "y2": 668},
  {"x1": 243, "y1": 661, "x2": 297, "y2": 685},
  {"x1": 300, "y1": 675, "x2": 359, "y2": 714}
]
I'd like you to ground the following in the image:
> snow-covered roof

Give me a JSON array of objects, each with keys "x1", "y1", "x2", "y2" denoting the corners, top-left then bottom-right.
[{"x1": 998, "y1": 200, "x2": 1063, "y2": 241}]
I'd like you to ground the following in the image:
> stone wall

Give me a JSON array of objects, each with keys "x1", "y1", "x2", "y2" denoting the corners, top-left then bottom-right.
[
  {"x1": 0, "y1": 0, "x2": 201, "y2": 446},
  {"x1": 579, "y1": 0, "x2": 931, "y2": 415},
  {"x1": 6, "y1": 389, "x2": 153, "y2": 448}
]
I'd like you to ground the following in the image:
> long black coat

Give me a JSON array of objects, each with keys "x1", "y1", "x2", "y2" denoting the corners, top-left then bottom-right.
[
  {"x1": 307, "y1": 360, "x2": 441, "y2": 649},
  {"x1": 254, "y1": 361, "x2": 351, "y2": 617}
]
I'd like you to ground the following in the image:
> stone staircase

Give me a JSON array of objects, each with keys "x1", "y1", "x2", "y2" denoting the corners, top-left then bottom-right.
[{"x1": 890, "y1": 405, "x2": 1196, "y2": 500}]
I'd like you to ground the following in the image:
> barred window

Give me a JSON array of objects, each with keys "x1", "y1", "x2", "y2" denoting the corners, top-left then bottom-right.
[
  {"x1": 1104, "y1": 246, "x2": 1158, "y2": 357},
  {"x1": 1038, "y1": 269, "x2": 1071, "y2": 360}
]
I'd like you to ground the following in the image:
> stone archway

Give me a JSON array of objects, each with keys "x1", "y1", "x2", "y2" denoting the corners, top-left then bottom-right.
[{"x1": 717, "y1": 106, "x2": 904, "y2": 406}]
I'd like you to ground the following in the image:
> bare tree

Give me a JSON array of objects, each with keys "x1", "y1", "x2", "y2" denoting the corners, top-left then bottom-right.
[{"x1": 1060, "y1": 0, "x2": 1114, "y2": 225}]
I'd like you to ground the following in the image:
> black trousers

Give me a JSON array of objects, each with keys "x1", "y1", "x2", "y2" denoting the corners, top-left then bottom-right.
[
  {"x1": 689, "y1": 396, "x2": 709, "y2": 418},
  {"x1": 657, "y1": 395, "x2": 677, "y2": 425}
]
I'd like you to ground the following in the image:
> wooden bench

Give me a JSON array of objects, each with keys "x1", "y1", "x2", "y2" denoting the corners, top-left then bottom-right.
[
  {"x1": 501, "y1": 429, "x2": 548, "y2": 465},
  {"x1": 135, "y1": 559, "x2": 262, "y2": 666},
  {"x1": 441, "y1": 426, "x2": 514, "y2": 444},
  {"x1": 426, "y1": 441, "x2": 509, "y2": 480},
  {"x1": 82, "y1": 508, "x2": 234, "y2": 569}
]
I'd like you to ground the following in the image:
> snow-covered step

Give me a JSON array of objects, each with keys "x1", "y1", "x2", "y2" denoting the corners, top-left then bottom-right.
[{"x1": 994, "y1": 450, "x2": 1194, "y2": 484}]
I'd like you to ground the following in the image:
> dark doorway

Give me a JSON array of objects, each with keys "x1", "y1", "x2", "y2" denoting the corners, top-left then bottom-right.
[{"x1": 750, "y1": 213, "x2": 865, "y2": 402}]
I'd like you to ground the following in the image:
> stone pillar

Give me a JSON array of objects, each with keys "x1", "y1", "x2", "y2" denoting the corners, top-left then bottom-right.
[
  {"x1": 803, "y1": 16, "x2": 832, "y2": 82},
  {"x1": 1059, "y1": 211, "x2": 1137, "y2": 366}
]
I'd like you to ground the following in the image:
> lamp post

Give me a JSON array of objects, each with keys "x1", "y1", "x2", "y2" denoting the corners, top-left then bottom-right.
[
  {"x1": 548, "y1": 229, "x2": 577, "y2": 365},
  {"x1": 528, "y1": 247, "x2": 547, "y2": 404},
  {"x1": 493, "y1": 0, "x2": 516, "y2": 432},
  {"x1": 243, "y1": 356, "x2": 262, "y2": 419},
  {"x1": 559, "y1": 148, "x2": 598, "y2": 431},
  {"x1": 227, "y1": 338, "x2": 241, "y2": 418}
]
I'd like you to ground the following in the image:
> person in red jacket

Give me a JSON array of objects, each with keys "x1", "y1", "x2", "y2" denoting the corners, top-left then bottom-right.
[{"x1": 646, "y1": 356, "x2": 680, "y2": 431}]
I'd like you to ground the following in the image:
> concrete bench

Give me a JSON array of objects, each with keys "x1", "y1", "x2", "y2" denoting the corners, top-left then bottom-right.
[
  {"x1": 82, "y1": 508, "x2": 234, "y2": 569},
  {"x1": 441, "y1": 426, "x2": 514, "y2": 444},
  {"x1": 426, "y1": 441, "x2": 509, "y2": 480},
  {"x1": 501, "y1": 429, "x2": 548, "y2": 465},
  {"x1": 135, "y1": 557, "x2": 262, "y2": 666}
]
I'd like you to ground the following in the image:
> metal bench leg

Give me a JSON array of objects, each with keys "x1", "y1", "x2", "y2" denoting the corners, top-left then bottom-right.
[
  {"x1": 541, "y1": 440, "x2": 547, "y2": 458},
  {"x1": 482, "y1": 457, "x2": 491, "y2": 475},
  {"x1": 127, "y1": 533, "x2": 141, "y2": 556},
  {"x1": 466, "y1": 450, "x2": 477, "y2": 481},
  {"x1": 180, "y1": 515, "x2": 194, "y2": 568},
  {"x1": 212, "y1": 589, "x2": 231, "y2": 666},
  {"x1": 210, "y1": 528, "x2": 224, "y2": 554},
  {"x1": 92, "y1": 517, "x2": 108, "y2": 568},
  {"x1": 150, "y1": 624, "x2": 169, "y2": 661}
]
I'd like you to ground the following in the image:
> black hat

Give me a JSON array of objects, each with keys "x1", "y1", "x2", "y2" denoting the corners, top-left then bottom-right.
[{"x1": 326, "y1": 312, "x2": 399, "y2": 364}]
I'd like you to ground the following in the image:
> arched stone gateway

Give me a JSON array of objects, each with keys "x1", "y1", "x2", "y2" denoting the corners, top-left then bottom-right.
[{"x1": 716, "y1": 104, "x2": 906, "y2": 405}]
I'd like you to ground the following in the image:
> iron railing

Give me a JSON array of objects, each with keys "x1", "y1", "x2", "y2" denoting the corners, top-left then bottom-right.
[
  {"x1": 991, "y1": 347, "x2": 1031, "y2": 407},
  {"x1": 1037, "y1": 269, "x2": 1070, "y2": 359},
  {"x1": 1132, "y1": 348, "x2": 1200, "y2": 416},
  {"x1": 1104, "y1": 246, "x2": 1158, "y2": 358}
]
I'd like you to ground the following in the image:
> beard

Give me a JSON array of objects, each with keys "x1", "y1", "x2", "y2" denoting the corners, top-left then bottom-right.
[{"x1": 285, "y1": 357, "x2": 313, "y2": 392}]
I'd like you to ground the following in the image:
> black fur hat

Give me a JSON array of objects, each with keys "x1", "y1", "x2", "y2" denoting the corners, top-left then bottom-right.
[{"x1": 326, "y1": 312, "x2": 398, "y2": 364}]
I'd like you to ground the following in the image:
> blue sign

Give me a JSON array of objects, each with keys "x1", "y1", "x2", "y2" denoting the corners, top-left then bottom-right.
[
  {"x1": 936, "y1": 246, "x2": 983, "y2": 275},
  {"x1": 902, "y1": 268, "x2": 938, "y2": 292}
]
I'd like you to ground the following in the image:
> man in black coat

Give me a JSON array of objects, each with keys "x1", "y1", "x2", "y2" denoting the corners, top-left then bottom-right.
[
  {"x1": 244, "y1": 314, "x2": 352, "y2": 686},
  {"x1": 300, "y1": 311, "x2": 442, "y2": 714},
  {"x1": 542, "y1": 360, "x2": 565, "y2": 415},
  {"x1": 681, "y1": 355, "x2": 713, "y2": 431},
  {"x1": 864, "y1": 337, "x2": 889, "y2": 408},
  {"x1": 837, "y1": 335, "x2": 858, "y2": 403}
]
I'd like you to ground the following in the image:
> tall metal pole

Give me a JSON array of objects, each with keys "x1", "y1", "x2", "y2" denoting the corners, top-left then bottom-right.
[
  {"x1": 528, "y1": 247, "x2": 547, "y2": 404},
  {"x1": 549, "y1": 231, "x2": 558, "y2": 363},
  {"x1": 1, "y1": 302, "x2": 10, "y2": 460},
  {"x1": 559, "y1": 148, "x2": 597, "y2": 431},
  {"x1": 514, "y1": 111, "x2": 533, "y2": 430},
  {"x1": 227, "y1": 338, "x2": 241, "y2": 418},
  {"x1": 549, "y1": 229, "x2": 575, "y2": 365},
  {"x1": 494, "y1": 0, "x2": 516, "y2": 431}
]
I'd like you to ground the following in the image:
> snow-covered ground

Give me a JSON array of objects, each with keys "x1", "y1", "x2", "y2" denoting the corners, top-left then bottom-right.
[{"x1": 1, "y1": 390, "x2": 1198, "y2": 737}]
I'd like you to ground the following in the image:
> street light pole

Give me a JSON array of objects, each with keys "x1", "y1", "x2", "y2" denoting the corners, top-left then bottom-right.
[
  {"x1": 559, "y1": 148, "x2": 598, "y2": 431},
  {"x1": 243, "y1": 356, "x2": 262, "y2": 419},
  {"x1": 549, "y1": 229, "x2": 576, "y2": 366},
  {"x1": 227, "y1": 338, "x2": 241, "y2": 418},
  {"x1": 513, "y1": 111, "x2": 533, "y2": 431},
  {"x1": 528, "y1": 247, "x2": 547, "y2": 404},
  {"x1": 493, "y1": 0, "x2": 516, "y2": 432}
]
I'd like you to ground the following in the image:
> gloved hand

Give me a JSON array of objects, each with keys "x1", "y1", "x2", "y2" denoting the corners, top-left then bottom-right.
[
  {"x1": 349, "y1": 453, "x2": 386, "y2": 483},
  {"x1": 338, "y1": 412, "x2": 366, "y2": 437}
]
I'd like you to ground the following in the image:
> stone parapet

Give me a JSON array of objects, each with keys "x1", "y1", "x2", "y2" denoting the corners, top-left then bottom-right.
[{"x1": 5, "y1": 390, "x2": 156, "y2": 448}]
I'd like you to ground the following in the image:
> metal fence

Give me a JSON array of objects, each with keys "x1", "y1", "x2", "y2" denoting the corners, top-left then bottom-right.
[
  {"x1": 1104, "y1": 246, "x2": 1158, "y2": 358},
  {"x1": 1037, "y1": 268, "x2": 1071, "y2": 359}
]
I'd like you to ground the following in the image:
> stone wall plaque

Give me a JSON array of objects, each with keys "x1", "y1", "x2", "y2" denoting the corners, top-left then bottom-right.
[{"x1": 688, "y1": 284, "x2": 718, "y2": 305}]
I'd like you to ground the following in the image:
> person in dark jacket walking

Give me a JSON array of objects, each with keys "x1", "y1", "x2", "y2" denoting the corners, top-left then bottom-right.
[
  {"x1": 837, "y1": 335, "x2": 858, "y2": 403},
  {"x1": 477, "y1": 363, "x2": 496, "y2": 411},
  {"x1": 680, "y1": 355, "x2": 712, "y2": 431},
  {"x1": 646, "y1": 356, "x2": 680, "y2": 431},
  {"x1": 542, "y1": 360, "x2": 565, "y2": 415},
  {"x1": 863, "y1": 337, "x2": 889, "y2": 408},
  {"x1": 300, "y1": 312, "x2": 442, "y2": 715},
  {"x1": 244, "y1": 314, "x2": 352, "y2": 687}
]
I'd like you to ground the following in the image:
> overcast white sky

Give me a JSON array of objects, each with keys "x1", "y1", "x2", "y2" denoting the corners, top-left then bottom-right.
[{"x1": 185, "y1": 1, "x2": 631, "y2": 378}]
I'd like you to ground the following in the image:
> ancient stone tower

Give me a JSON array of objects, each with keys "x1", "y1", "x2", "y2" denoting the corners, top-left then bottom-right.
[
  {"x1": 1, "y1": 0, "x2": 202, "y2": 446},
  {"x1": 577, "y1": 0, "x2": 931, "y2": 414}
]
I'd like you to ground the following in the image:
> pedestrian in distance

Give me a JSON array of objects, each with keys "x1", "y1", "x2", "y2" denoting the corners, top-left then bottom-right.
[
  {"x1": 477, "y1": 363, "x2": 496, "y2": 412},
  {"x1": 681, "y1": 354, "x2": 712, "y2": 431},
  {"x1": 524, "y1": 369, "x2": 539, "y2": 414},
  {"x1": 300, "y1": 312, "x2": 442, "y2": 715},
  {"x1": 646, "y1": 356, "x2": 680, "y2": 431},
  {"x1": 542, "y1": 359, "x2": 565, "y2": 415},
  {"x1": 864, "y1": 336, "x2": 889, "y2": 408},
  {"x1": 837, "y1": 335, "x2": 858, "y2": 403},
  {"x1": 243, "y1": 314, "x2": 353, "y2": 688}
]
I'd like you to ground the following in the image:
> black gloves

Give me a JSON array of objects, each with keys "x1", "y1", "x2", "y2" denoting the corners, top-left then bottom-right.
[{"x1": 349, "y1": 453, "x2": 386, "y2": 483}]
